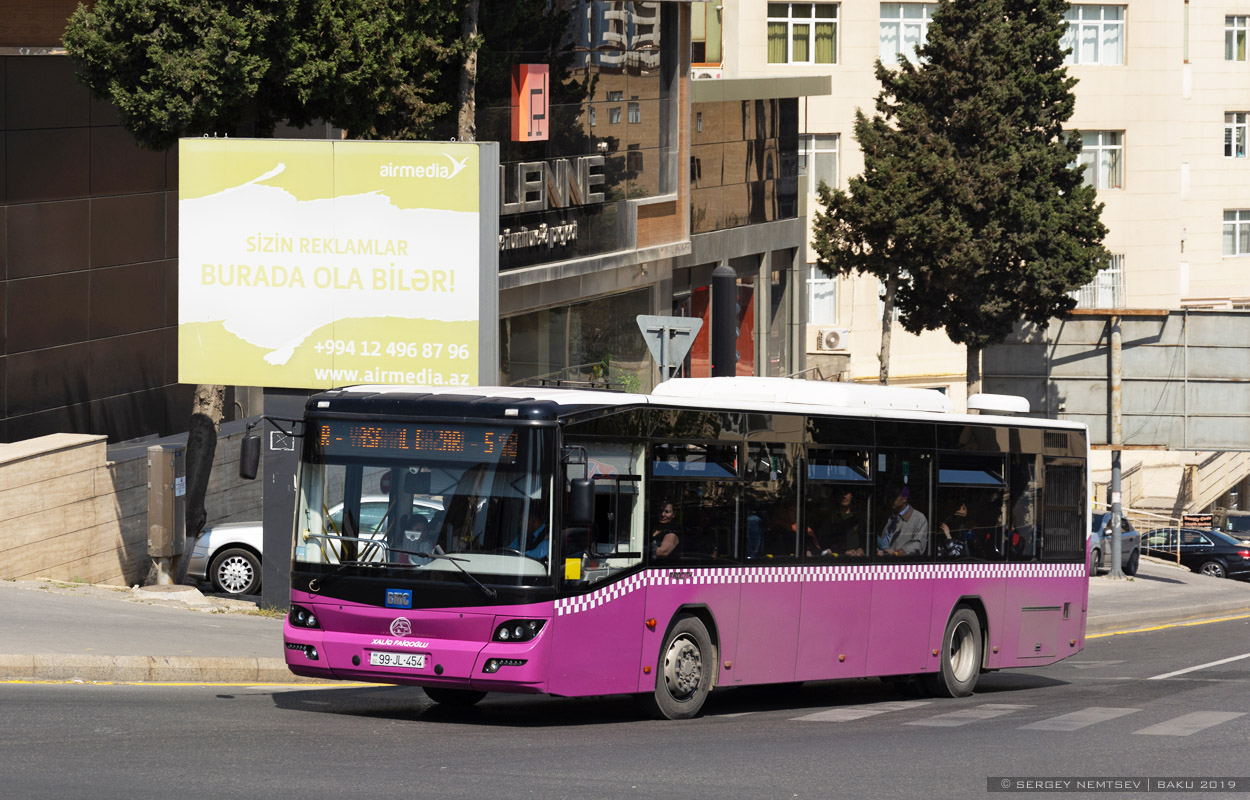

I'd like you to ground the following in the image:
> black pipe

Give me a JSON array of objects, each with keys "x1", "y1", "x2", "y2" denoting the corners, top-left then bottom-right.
[{"x1": 711, "y1": 264, "x2": 738, "y2": 377}]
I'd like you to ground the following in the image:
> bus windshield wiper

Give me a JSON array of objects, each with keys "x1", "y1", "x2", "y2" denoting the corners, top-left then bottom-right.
[{"x1": 398, "y1": 548, "x2": 497, "y2": 600}]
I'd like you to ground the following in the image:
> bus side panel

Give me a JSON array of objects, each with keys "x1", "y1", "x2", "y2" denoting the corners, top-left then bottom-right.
[
  {"x1": 639, "y1": 572, "x2": 742, "y2": 693},
  {"x1": 795, "y1": 576, "x2": 872, "y2": 681},
  {"x1": 547, "y1": 582, "x2": 647, "y2": 697},
  {"x1": 927, "y1": 577, "x2": 1007, "y2": 670},
  {"x1": 865, "y1": 575, "x2": 934, "y2": 676},
  {"x1": 734, "y1": 580, "x2": 801, "y2": 685},
  {"x1": 997, "y1": 573, "x2": 1086, "y2": 668}
]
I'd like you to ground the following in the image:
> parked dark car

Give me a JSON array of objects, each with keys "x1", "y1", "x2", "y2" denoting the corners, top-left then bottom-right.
[
  {"x1": 1142, "y1": 527, "x2": 1250, "y2": 580},
  {"x1": 1090, "y1": 512, "x2": 1141, "y2": 576},
  {"x1": 1213, "y1": 509, "x2": 1250, "y2": 538}
]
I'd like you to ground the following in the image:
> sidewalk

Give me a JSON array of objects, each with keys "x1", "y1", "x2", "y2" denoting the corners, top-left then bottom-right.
[
  {"x1": 1085, "y1": 555, "x2": 1250, "y2": 634},
  {"x1": 2, "y1": 557, "x2": 1250, "y2": 683}
]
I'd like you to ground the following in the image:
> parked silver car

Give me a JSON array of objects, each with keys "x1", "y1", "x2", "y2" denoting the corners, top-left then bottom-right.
[
  {"x1": 1089, "y1": 511, "x2": 1141, "y2": 576},
  {"x1": 186, "y1": 496, "x2": 444, "y2": 595},
  {"x1": 186, "y1": 521, "x2": 264, "y2": 596}
]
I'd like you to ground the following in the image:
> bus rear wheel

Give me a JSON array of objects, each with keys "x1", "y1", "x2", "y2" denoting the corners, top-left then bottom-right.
[
  {"x1": 922, "y1": 607, "x2": 982, "y2": 698},
  {"x1": 424, "y1": 687, "x2": 487, "y2": 707},
  {"x1": 640, "y1": 614, "x2": 714, "y2": 720}
]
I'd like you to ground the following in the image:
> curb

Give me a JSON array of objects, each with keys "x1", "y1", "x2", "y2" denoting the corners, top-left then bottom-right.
[
  {"x1": 0, "y1": 655, "x2": 335, "y2": 684},
  {"x1": 1086, "y1": 603, "x2": 1250, "y2": 636}
]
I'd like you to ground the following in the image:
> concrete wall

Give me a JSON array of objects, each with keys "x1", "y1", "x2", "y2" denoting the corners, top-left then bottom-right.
[{"x1": 0, "y1": 427, "x2": 261, "y2": 586}]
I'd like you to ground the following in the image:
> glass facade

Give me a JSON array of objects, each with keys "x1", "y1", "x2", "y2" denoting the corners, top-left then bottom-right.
[
  {"x1": 691, "y1": 98, "x2": 800, "y2": 234},
  {"x1": 481, "y1": 1, "x2": 678, "y2": 271},
  {"x1": 500, "y1": 288, "x2": 653, "y2": 391}
]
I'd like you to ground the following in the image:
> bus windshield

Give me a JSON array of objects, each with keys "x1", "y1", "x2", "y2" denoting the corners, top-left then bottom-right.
[{"x1": 295, "y1": 420, "x2": 552, "y2": 586}]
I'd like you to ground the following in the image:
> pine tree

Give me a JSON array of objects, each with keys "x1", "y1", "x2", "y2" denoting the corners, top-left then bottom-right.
[{"x1": 812, "y1": 0, "x2": 1110, "y2": 388}]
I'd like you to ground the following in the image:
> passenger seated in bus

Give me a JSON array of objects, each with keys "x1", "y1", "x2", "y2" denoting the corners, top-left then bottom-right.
[
  {"x1": 810, "y1": 488, "x2": 866, "y2": 557},
  {"x1": 876, "y1": 485, "x2": 928, "y2": 556},
  {"x1": 938, "y1": 497, "x2": 976, "y2": 559},
  {"x1": 651, "y1": 501, "x2": 680, "y2": 561}
]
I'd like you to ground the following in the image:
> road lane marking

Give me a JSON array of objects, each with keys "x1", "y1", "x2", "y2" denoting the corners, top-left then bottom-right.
[
  {"x1": 1087, "y1": 612, "x2": 1250, "y2": 639},
  {"x1": 1134, "y1": 711, "x2": 1245, "y2": 737},
  {"x1": 1020, "y1": 706, "x2": 1141, "y2": 731},
  {"x1": 792, "y1": 700, "x2": 931, "y2": 722},
  {"x1": 1147, "y1": 652, "x2": 1250, "y2": 680},
  {"x1": 904, "y1": 703, "x2": 1032, "y2": 727}
]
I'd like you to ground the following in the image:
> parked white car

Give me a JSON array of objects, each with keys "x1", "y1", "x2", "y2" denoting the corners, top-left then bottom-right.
[{"x1": 186, "y1": 496, "x2": 443, "y2": 595}]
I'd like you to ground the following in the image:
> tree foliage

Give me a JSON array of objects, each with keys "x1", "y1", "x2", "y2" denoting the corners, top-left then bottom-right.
[
  {"x1": 812, "y1": 0, "x2": 1110, "y2": 378},
  {"x1": 63, "y1": 0, "x2": 466, "y2": 150}
]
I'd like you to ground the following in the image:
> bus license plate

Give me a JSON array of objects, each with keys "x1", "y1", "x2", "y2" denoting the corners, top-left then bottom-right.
[{"x1": 369, "y1": 651, "x2": 426, "y2": 669}]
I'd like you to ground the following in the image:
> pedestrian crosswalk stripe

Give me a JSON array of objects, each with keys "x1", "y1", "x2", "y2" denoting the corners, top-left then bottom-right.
[
  {"x1": 905, "y1": 703, "x2": 1033, "y2": 727},
  {"x1": 792, "y1": 700, "x2": 932, "y2": 722},
  {"x1": 1020, "y1": 706, "x2": 1141, "y2": 731},
  {"x1": 1133, "y1": 711, "x2": 1246, "y2": 737}
]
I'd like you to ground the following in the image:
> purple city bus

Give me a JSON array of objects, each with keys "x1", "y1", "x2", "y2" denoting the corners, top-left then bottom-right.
[{"x1": 278, "y1": 377, "x2": 1090, "y2": 719}]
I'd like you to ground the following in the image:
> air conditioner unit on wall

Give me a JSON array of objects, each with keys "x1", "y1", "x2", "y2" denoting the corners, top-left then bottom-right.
[
  {"x1": 691, "y1": 67, "x2": 723, "y2": 80},
  {"x1": 815, "y1": 328, "x2": 849, "y2": 352}
]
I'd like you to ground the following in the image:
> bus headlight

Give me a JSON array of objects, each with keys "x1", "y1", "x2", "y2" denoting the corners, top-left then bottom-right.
[
  {"x1": 493, "y1": 619, "x2": 545, "y2": 642},
  {"x1": 289, "y1": 604, "x2": 320, "y2": 629}
]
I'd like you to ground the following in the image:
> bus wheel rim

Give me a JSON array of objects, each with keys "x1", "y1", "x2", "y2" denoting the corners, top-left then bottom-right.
[
  {"x1": 663, "y1": 634, "x2": 702, "y2": 700},
  {"x1": 949, "y1": 620, "x2": 977, "y2": 683}
]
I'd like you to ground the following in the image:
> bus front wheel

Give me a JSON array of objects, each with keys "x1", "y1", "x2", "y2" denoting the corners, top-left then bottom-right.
[
  {"x1": 922, "y1": 607, "x2": 982, "y2": 698},
  {"x1": 424, "y1": 687, "x2": 487, "y2": 707},
  {"x1": 640, "y1": 614, "x2": 715, "y2": 720}
]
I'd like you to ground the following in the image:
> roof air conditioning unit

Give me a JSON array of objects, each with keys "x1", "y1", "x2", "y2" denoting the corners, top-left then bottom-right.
[{"x1": 815, "y1": 328, "x2": 849, "y2": 352}]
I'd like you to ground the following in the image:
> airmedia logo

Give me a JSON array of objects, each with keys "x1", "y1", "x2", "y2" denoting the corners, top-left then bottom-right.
[{"x1": 379, "y1": 153, "x2": 471, "y2": 180}]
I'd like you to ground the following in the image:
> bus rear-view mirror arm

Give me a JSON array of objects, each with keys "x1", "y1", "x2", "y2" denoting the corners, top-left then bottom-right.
[{"x1": 239, "y1": 416, "x2": 305, "y2": 480}]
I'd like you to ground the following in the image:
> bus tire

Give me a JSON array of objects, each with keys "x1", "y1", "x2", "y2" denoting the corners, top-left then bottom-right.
[
  {"x1": 922, "y1": 606, "x2": 982, "y2": 698},
  {"x1": 641, "y1": 614, "x2": 715, "y2": 720},
  {"x1": 423, "y1": 687, "x2": 487, "y2": 707}
]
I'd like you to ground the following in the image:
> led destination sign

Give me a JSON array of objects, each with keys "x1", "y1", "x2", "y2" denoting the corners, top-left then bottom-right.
[{"x1": 317, "y1": 421, "x2": 519, "y2": 463}]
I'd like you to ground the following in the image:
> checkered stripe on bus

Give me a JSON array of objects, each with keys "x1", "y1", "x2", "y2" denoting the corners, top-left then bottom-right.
[{"x1": 553, "y1": 562, "x2": 1085, "y2": 617}]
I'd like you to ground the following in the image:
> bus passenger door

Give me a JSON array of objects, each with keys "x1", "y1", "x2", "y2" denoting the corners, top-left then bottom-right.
[
  {"x1": 734, "y1": 442, "x2": 802, "y2": 685},
  {"x1": 549, "y1": 439, "x2": 648, "y2": 697}
]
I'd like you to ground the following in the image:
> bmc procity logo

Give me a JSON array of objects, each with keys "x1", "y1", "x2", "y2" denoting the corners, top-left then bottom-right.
[
  {"x1": 389, "y1": 617, "x2": 412, "y2": 637},
  {"x1": 378, "y1": 154, "x2": 470, "y2": 180}
]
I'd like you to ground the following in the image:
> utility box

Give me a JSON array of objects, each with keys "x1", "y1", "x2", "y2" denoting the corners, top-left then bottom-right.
[{"x1": 147, "y1": 444, "x2": 187, "y2": 581}]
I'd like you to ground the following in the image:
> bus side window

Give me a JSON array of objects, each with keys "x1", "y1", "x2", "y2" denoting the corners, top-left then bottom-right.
[{"x1": 563, "y1": 438, "x2": 645, "y2": 586}]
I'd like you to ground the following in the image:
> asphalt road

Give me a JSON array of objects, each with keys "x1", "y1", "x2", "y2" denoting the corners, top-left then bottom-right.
[{"x1": 3, "y1": 616, "x2": 1249, "y2": 800}]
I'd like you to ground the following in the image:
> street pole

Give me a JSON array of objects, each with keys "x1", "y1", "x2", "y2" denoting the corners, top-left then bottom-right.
[
  {"x1": 711, "y1": 264, "x2": 737, "y2": 378},
  {"x1": 1109, "y1": 315, "x2": 1124, "y2": 579}
]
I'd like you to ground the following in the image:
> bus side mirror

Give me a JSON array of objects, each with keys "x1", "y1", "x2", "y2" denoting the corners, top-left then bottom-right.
[
  {"x1": 239, "y1": 434, "x2": 261, "y2": 480},
  {"x1": 568, "y1": 478, "x2": 594, "y2": 527}
]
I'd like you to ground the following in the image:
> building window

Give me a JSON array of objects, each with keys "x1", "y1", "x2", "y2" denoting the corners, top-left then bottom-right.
[
  {"x1": 1226, "y1": 113, "x2": 1249, "y2": 158},
  {"x1": 693, "y1": 2, "x2": 723, "y2": 64},
  {"x1": 800, "y1": 134, "x2": 839, "y2": 191},
  {"x1": 1071, "y1": 254, "x2": 1125, "y2": 308},
  {"x1": 1227, "y1": 16, "x2": 1249, "y2": 61},
  {"x1": 607, "y1": 91, "x2": 624, "y2": 102},
  {"x1": 1061, "y1": 5, "x2": 1125, "y2": 65},
  {"x1": 807, "y1": 264, "x2": 837, "y2": 324},
  {"x1": 1224, "y1": 210, "x2": 1250, "y2": 256},
  {"x1": 589, "y1": 107, "x2": 597, "y2": 127},
  {"x1": 767, "y1": 3, "x2": 838, "y2": 65},
  {"x1": 628, "y1": 101, "x2": 641, "y2": 124},
  {"x1": 1078, "y1": 131, "x2": 1123, "y2": 189},
  {"x1": 879, "y1": 3, "x2": 936, "y2": 65},
  {"x1": 609, "y1": 107, "x2": 622, "y2": 125}
]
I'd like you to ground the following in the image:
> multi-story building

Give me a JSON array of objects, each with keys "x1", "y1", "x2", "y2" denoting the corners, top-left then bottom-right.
[
  {"x1": 700, "y1": 0, "x2": 1250, "y2": 511},
  {"x1": 0, "y1": 1, "x2": 825, "y2": 444},
  {"x1": 701, "y1": 1, "x2": 1248, "y2": 392}
]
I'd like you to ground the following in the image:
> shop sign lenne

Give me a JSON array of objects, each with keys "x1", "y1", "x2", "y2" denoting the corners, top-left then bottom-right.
[{"x1": 499, "y1": 156, "x2": 605, "y2": 214}]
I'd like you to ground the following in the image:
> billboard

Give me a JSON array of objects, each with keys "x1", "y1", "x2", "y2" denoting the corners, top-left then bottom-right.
[{"x1": 178, "y1": 139, "x2": 498, "y2": 390}]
